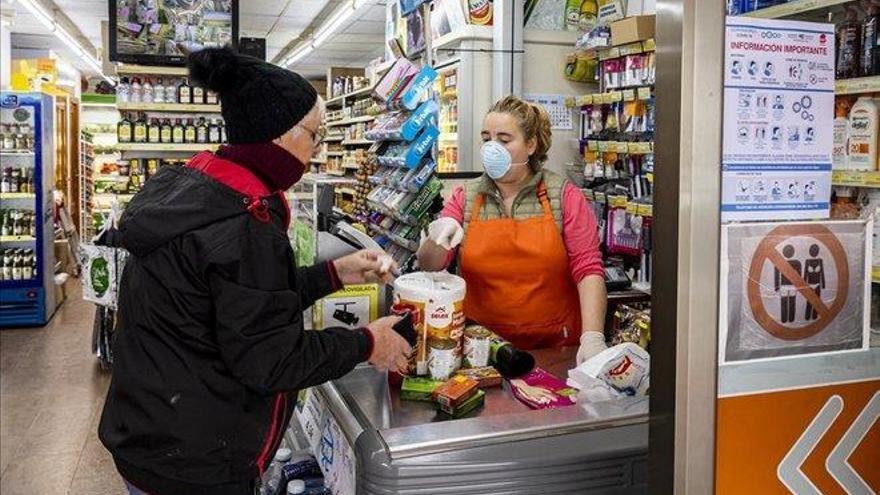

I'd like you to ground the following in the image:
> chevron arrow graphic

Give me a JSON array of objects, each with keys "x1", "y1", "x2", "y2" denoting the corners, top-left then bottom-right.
[
  {"x1": 826, "y1": 392, "x2": 880, "y2": 495},
  {"x1": 777, "y1": 395, "x2": 843, "y2": 495}
]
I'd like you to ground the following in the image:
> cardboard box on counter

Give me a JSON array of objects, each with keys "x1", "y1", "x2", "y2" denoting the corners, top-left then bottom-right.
[{"x1": 611, "y1": 15, "x2": 655, "y2": 47}]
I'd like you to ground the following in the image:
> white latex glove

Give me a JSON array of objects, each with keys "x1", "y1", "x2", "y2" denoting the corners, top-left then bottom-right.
[
  {"x1": 576, "y1": 331, "x2": 608, "y2": 366},
  {"x1": 424, "y1": 217, "x2": 464, "y2": 250}
]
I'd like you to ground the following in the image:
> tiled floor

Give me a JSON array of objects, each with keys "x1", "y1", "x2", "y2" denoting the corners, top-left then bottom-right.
[{"x1": 1, "y1": 285, "x2": 126, "y2": 495}]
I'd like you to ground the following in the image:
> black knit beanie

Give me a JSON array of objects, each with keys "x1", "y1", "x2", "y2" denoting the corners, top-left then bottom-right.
[{"x1": 187, "y1": 47, "x2": 318, "y2": 144}]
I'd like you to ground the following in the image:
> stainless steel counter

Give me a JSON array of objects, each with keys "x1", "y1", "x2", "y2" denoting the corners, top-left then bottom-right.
[{"x1": 292, "y1": 347, "x2": 649, "y2": 494}]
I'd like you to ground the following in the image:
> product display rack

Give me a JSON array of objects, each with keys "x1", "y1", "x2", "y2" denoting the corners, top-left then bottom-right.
[
  {"x1": 742, "y1": 0, "x2": 852, "y2": 19},
  {"x1": 0, "y1": 92, "x2": 58, "y2": 327},
  {"x1": 80, "y1": 130, "x2": 96, "y2": 239}
]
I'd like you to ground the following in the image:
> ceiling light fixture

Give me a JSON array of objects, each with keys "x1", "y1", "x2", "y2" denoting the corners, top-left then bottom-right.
[
  {"x1": 14, "y1": 0, "x2": 115, "y2": 84},
  {"x1": 285, "y1": 0, "x2": 374, "y2": 68}
]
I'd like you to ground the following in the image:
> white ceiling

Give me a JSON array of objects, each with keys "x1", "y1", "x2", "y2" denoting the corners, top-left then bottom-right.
[{"x1": 2, "y1": 0, "x2": 387, "y2": 81}]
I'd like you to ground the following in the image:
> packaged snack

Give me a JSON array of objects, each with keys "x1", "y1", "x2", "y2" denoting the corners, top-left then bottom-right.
[
  {"x1": 400, "y1": 376, "x2": 444, "y2": 401},
  {"x1": 506, "y1": 368, "x2": 578, "y2": 409},
  {"x1": 453, "y1": 366, "x2": 502, "y2": 388},
  {"x1": 433, "y1": 375, "x2": 479, "y2": 409},
  {"x1": 438, "y1": 389, "x2": 486, "y2": 418}
]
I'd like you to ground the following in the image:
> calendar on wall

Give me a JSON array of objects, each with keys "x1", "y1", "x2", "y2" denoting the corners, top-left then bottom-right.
[{"x1": 524, "y1": 93, "x2": 574, "y2": 130}]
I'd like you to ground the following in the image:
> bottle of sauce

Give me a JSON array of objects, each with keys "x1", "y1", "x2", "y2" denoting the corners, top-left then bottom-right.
[
  {"x1": 837, "y1": 7, "x2": 861, "y2": 80},
  {"x1": 220, "y1": 121, "x2": 227, "y2": 143},
  {"x1": 148, "y1": 118, "x2": 161, "y2": 143},
  {"x1": 208, "y1": 119, "x2": 220, "y2": 143},
  {"x1": 118, "y1": 113, "x2": 133, "y2": 143},
  {"x1": 184, "y1": 119, "x2": 196, "y2": 143},
  {"x1": 205, "y1": 90, "x2": 219, "y2": 105},
  {"x1": 192, "y1": 84, "x2": 205, "y2": 105},
  {"x1": 142, "y1": 78, "x2": 154, "y2": 104},
  {"x1": 154, "y1": 78, "x2": 165, "y2": 104},
  {"x1": 196, "y1": 117, "x2": 208, "y2": 144},
  {"x1": 133, "y1": 113, "x2": 148, "y2": 143},
  {"x1": 172, "y1": 119, "x2": 185, "y2": 144},
  {"x1": 160, "y1": 119, "x2": 173, "y2": 143},
  {"x1": 178, "y1": 80, "x2": 192, "y2": 104},
  {"x1": 117, "y1": 76, "x2": 131, "y2": 103},
  {"x1": 131, "y1": 77, "x2": 142, "y2": 104},
  {"x1": 863, "y1": 5, "x2": 880, "y2": 77}
]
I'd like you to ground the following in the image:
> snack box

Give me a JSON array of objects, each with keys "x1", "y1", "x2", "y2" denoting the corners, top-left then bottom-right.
[
  {"x1": 432, "y1": 375, "x2": 479, "y2": 409},
  {"x1": 505, "y1": 368, "x2": 579, "y2": 409},
  {"x1": 438, "y1": 389, "x2": 486, "y2": 418},
  {"x1": 452, "y1": 366, "x2": 502, "y2": 388},
  {"x1": 400, "y1": 376, "x2": 444, "y2": 402}
]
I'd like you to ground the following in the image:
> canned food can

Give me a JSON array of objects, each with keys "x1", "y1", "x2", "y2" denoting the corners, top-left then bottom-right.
[
  {"x1": 427, "y1": 338, "x2": 458, "y2": 381},
  {"x1": 463, "y1": 325, "x2": 491, "y2": 368}
]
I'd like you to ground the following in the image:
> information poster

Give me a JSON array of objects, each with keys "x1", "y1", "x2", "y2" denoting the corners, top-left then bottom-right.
[{"x1": 721, "y1": 16, "x2": 835, "y2": 222}]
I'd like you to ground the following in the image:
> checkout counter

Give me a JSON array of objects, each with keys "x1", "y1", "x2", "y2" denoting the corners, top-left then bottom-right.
[{"x1": 284, "y1": 346, "x2": 649, "y2": 494}]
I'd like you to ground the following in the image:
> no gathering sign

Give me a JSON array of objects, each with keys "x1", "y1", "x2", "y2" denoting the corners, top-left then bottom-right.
[{"x1": 720, "y1": 220, "x2": 871, "y2": 363}]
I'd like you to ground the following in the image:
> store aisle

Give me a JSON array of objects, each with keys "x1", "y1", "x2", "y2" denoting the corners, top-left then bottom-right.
[{"x1": 0, "y1": 287, "x2": 125, "y2": 495}]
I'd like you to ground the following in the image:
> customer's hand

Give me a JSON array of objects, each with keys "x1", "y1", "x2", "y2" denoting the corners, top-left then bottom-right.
[
  {"x1": 366, "y1": 316, "x2": 412, "y2": 373},
  {"x1": 424, "y1": 217, "x2": 464, "y2": 250},
  {"x1": 334, "y1": 250, "x2": 397, "y2": 285},
  {"x1": 576, "y1": 331, "x2": 608, "y2": 366}
]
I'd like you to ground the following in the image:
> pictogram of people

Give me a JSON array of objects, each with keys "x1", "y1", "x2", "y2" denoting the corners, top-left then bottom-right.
[
  {"x1": 774, "y1": 244, "x2": 802, "y2": 324},
  {"x1": 803, "y1": 244, "x2": 825, "y2": 321}
]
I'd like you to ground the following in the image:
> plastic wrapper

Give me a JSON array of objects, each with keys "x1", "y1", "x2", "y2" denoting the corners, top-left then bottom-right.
[
  {"x1": 80, "y1": 244, "x2": 128, "y2": 310},
  {"x1": 568, "y1": 343, "x2": 650, "y2": 401},
  {"x1": 506, "y1": 368, "x2": 578, "y2": 409}
]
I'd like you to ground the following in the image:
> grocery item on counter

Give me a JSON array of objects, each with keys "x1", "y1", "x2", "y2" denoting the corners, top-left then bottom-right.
[
  {"x1": 463, "y1": 325, "x2": 491, "y2": 367},
  {"x1": 393, "y1": 271, "x2": 466, "y2": 376},
  {"x1": 433, "y1": 375, "x2": 479, "y2": 410},
  {"x1": 506, "y1": 368, "x2": 578, "y2": 409},
  {"x1": 427, "y1": 337, "x2": 458, "y2": 380},
  {"x1": 452, "y1": 366, "x2": 503, "y2": 388},
  {"x1": 487, "y1": 330, "x2": 536, "y2": 378},
  {"x1": 400, "y1": 376, "x2": 444, "y2": 401},
  {"x1": 568, "y1": 343, "x2": 650, "y2": 400},
  {"x1": 438, "y1": 389, "x2": 486, "y2": 418}
]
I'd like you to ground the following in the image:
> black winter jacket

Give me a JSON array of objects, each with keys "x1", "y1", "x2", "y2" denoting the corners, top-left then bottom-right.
[{"x1": 98, "y1": 153, "x2": 371, "y2": 495}]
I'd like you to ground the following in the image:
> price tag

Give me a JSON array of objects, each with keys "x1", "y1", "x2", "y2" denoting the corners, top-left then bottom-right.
[
  {"x1": 637, "y1": 87, "x2": 652, "y2": 100},
  {"x1": 865, "y1": 172, "x2": 880, "y2": 187},
  {"x1": 643, "y1": 38, "x2": 656, "y2": 51},
  {"x1": 620, "y1": 41, "x2": 643, "y2": 56},
  {"x1": 595, "y1": 192, "x2": 607, "y2": 204},
  {"x1": 581, "y1": 95, "x2": 594, "y2": 105},
  {"x1": 601, "y1": 47, "x2": 621, "y2": 60},
  {"x1": 626, "y1": 202, "x2": 639, "y2": 214},
  {"x1": 615, "y1": 141, "x2": 629, "y2": 153},
  {"x1": 588, "y1": 140, "x2": 600, "y2": 151},
  {"x1": 609, "y1": 195, "x2": 629, "y2": 208},
  {"x1": 640, "y1": 204, "x2": 654, "y2": 217},
  {"x1": 646, "y1": 172, "x2": 655, "y2": 183},
  {"x1": 609, "y1": 91, "x2": 623, "y2": 102},
  {"x1": 598, "y1": 141, "x2": 610, "y2": 152},
  {"x1": 623, "y1": 89, "x2": 636, "y2": 101}
]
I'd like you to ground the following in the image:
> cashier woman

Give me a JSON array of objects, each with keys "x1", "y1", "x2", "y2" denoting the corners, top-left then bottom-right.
[{"x1": 418, "y1": 95, "x2": 608, "y2": 364}]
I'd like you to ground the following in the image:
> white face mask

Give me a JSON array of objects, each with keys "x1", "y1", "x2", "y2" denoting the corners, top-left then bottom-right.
[{"x1": 481, "y1": 140, "x2": 528, "y2": 180}]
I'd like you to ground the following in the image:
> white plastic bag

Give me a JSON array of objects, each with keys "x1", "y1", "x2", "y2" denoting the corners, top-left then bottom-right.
[
  {"x1": 80, "y1": 244, "x2": 128, "y2": 310},
  {"x1": 568, "y1": 343, "x2": 650, "y2": 402}
]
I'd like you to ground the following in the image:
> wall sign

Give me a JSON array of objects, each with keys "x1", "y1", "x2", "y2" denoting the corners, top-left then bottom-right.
[
  {"x1": 719, "y1": 220, "x2": 871, "y2": 363},
  {"x1": 721, "y1": 16, "x2": 835, "y2": 222}
]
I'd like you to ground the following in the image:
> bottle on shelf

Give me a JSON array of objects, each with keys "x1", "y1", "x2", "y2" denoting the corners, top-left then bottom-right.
[
  {"x1": 22, "y1": 249, "x2": 33, "y2": 280},
  {"x1": 154, "y1": 78, "x2": 166, "y2": 104},
  {"x1": 9, "y1": 168, "x2": 20, "y2": 193},
  {"x1": 160, "y1": 119, "x2": 173, "y2": 143},
  {"x1": 26, "y1": 168, "x2": 33, "y2": 194},
  {"x1": 0, "y1": 124, "x2": 11, "y2": 150},
  {"x1": 220, "y1": 121, "x2": 227, "y2": 143},
  {"x1": 143, "y1": 78, "x2": 154, "y2": 104},
  {"x1": 847, "y1": 96, "x2": 879, "y2": 171},
  {"x1": 208, "y1": 119, "x2": 220, "y2": 143},
  {"x1": 173, "y1": 119, "x2": 185, "y2": 144},
  {"x1": 117, "y1": 76, "x2": 131, "y2": 103},
  {"x1": 196, "y1": 117, "x2": 208, "y2": 144},
  {"x1": 131, "y1": 77, "x2": 143, "y2": 104},
  {"x1": 836, "y1": 7, "x2": 862, "y2": 80},
  {"x1": 192, "y1": 84, "x2": 205, "y2": 105},
  {"x1": 206, "y1": 90, "x2": 218, "y2": 105},
  {"x1": 148, "y1": 118, "x2": 161, "y2": 144},
  {"x1": 862, "y1": 5, "x2": 879, "y2": 77},
  {"x1": 833, "y1": 98, "x2": 851, "y2": 170},
  {"x1": 11, "y1": 249, "x2": 22, "y2": 281},
  {"x1": 1, "y1": 167, "x2": 10, "y2": 193},
  {"x1": 133, "y1": 113, "x2": 148, "y2": 144},
  {"x1": 118, "y1": 113, "x2": 133, "y2": 143},
  {"x1": 178, "y1": 79, "x2": 192, "y2": 104},
  {"x1": 184, "y1": 119, "x2": 196, "y2": 143}
]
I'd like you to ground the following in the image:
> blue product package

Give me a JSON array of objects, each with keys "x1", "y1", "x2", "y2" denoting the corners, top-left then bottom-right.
[
  {"x1": 281, "y1": 459, "x2": 322, "y2": 480},
  {"x1": 405, "y1": 126, "x2": 439, "y2": 169},
  {"x1": 401, "y1": 100, "x2": 439, "y2": 141},
  {"x1": 401, "y1": 66, "x2": 439, "y2": 111}
]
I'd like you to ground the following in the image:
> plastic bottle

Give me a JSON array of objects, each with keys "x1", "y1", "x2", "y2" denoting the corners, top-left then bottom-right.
[
  {"x1": 847, "y1": 96, "x2": 880, "y2": 171},
  {"x1": 262, "y1": 448, "x2": 292, "y2": 495},
  {"x1": 142, "y1": 78, "x2": 154, "y2": 103},
  {"x1": 863, "y1": 5, "x2": 880, "y2": 77},
  {"x1": 117, "y1": 76, "x2": 131, "y2": 103},
  {"x1": 837, "y1": 7, "x2": 861, "y2": 79},
  {"x1": 833, "y1": 98, "x2": 851, "y2": 170},
  {"x1": 154, "y1": 78, "x2": 165, "y2": 103},
  {"x1": 131, "y1": 77, "x2": 142, "y2": 103}
]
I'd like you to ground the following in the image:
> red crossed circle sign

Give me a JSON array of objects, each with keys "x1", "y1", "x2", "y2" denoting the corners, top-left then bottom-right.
[{"x1": 747, "y1": 224, "x2": 849, "y2": 341}]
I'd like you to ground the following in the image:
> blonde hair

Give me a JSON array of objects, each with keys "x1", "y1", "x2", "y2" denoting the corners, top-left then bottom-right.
[{"x1": 489, "y1": 95, "x2": 552, "y2": 172}]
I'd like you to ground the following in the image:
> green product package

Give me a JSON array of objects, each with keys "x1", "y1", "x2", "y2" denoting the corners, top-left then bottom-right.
[
  {"x1": 438, "y1": 389, "x2": 486, "y2": 418},
  {"x1": 291, "y1": 219, "x2": 316, "y2": 267},
  {"x1": 80, "y1": 244, "x2": 128, "y2": 310},
  {"x1": 401, "y1": 376, "x2": 444, "y2": 401}
]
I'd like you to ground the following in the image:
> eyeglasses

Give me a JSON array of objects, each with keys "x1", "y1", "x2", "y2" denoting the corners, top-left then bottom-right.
[{"x1": 297, "y1": 123, "x2": 327, "y2": 146}]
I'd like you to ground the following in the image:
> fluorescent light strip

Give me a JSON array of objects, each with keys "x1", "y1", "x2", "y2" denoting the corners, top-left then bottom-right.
[
  {"x1": 285, "y1": 0, "x2": 374, "y2": 68},
  {"x1": 15, "y1": 0, "x2": 114, "y2": 84}
]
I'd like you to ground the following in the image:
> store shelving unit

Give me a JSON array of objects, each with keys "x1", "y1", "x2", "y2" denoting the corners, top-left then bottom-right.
[
  {"x1": 326, "y1": 115, "x2": 375, "y2": 127},
  {"x1": 116, "y1": 143, "x2": 220, "y2": 152},
  {"x1": 744, "y1": 0, "x2": 851, "y2": 19},
  {"x1": 835, "y1": 76, "x2": 880, "y2": 95},
  {"x1": 117, "y1": 103, "x2": 222, "y2": 113},
  {"x1": 831, "y1": 170, "x2": 880, "y2": 188}
]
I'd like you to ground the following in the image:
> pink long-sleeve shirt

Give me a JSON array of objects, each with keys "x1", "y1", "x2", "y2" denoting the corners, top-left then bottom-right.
[{"x1": 440, "y1": 183, "x2": 605, "y2": 283}]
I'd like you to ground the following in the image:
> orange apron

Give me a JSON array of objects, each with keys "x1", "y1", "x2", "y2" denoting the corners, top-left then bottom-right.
[{"x1": 460, "y1": 182, "x2": 582, "y2": 350}]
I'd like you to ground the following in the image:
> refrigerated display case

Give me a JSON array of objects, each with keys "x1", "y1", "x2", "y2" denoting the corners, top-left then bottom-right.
[
  {"x1": 285, "y1": 347, "x2": 648, "y2": 494},
  {"x1": 0, "y1": 92, "x2": 57, "y2": 327},
  {"x1": 436, "y1": 66, "x2": 459, "y2": 173}
]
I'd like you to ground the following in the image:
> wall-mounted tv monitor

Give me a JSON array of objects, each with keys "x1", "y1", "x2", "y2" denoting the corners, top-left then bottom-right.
[{"x1": 109, "y1": 0, "x2": 239, "y2": 66}]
